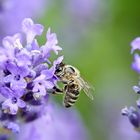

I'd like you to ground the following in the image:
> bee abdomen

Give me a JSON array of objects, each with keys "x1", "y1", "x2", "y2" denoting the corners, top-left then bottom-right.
[{"x1": 63, "y1": 91, "x2": 79, "y2": 108}]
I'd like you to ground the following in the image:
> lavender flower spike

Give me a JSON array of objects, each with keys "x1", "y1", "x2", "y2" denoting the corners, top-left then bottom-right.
[
  {"x1": 0, "y1": 18, "x2": 63, "y2": 132},
  {"x1": 122, "y1": 36, "x2": 140, "y2": 131}
]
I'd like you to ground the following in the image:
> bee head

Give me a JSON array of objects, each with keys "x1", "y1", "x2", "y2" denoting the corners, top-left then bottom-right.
[{"x1": 55, "y1": 62, "x2": 65, "y2": 77}]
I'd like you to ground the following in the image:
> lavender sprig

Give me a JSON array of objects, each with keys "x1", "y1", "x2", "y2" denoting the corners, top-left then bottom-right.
[
  {"x1": 121, "y1": 37, "x2": 140, "y2": 130},
  {"x1": 0, "y1": 18, "x2": 63, "y2": 133}
]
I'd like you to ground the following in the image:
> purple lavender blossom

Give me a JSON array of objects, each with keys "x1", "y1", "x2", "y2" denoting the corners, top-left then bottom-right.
[
  {"x1": 0, "y1": 18, "x2": 63, "y2": 133},
  {"x1": 132, "y1": 54, "x2": 140, "y2": 73},
  {"x1": 122, "y1": 107, "x2": 140, "y2": 128},
  {"x1": 0, "y1": 0, "x2": 46, "y2": 41},
  {"x1": 14, "y1": 102, "x2": 89, "y2": 140},
  {"x1": 131, "y1": 37, "x2": 140, "y2": 54},
  {"x1": 2, "y1": 97, "x2": 26, "y2": 115},
  {"x1": 121, "y1": 37, "x2": 140, "y2": 132}
]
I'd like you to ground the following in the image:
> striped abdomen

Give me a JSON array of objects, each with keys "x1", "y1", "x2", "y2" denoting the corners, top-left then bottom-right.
[{"x1": 63, "y1": 85, "x2": 80, "y2": 108}]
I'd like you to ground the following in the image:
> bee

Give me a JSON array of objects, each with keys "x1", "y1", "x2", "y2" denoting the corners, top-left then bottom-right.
[{"x1": 54, "y1": 62, "x2": 94, "y2": 108}]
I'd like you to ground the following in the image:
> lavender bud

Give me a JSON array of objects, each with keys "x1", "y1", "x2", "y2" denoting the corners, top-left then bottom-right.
[
  {"x1": 133, "y1": 86, "x2": 140, "y2": 94},
  {"x1": 122, "y1": 107, "x2": 140, "y2": 128}
]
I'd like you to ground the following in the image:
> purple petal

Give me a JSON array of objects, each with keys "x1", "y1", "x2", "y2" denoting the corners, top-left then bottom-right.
[
  {"x1": 39, "y1": 85, "x2": 46, "y2": 96},
  {"x1": 41, "y1": 68, "x2": 54, "y2": 79},
  {"x1": 43, "y1": 81, "x2": 54, "y2": 89},
  {"x1": 33, "y1": 84, "x2": 46, "y2": 96},
  {"x1": 6, "y1": 62, "x2": 18, "y2": 75},
  {"x1": 41, "y1": 56, "x2": 64, "y2": 79},
  {"x1": 22, "y1": 18, "x2": 34, "y2": 33},
  {"x1": 46, "y1": 28, "x2": 58, "y2": 44},
  {"x1": 2, "y1": 99, "x2": 18, "y2": 115},
  {"x1": 132, "y1": 54, "x2": 140, "y2": 73},
  {"x1": 26, "y1": 39, "x2": 40, "y2": 51},
  {"x1": 33, "y1": 24, "x2": 44, "y2": 35},
  {"x1": 33, "y1": 85, "x2": 46, "y2": 99},
  {"x1": 2, "y1": 33, "x2": 22, "y2": 49},
  {"x1": 10, "y1": 78, "x2": 27, "y2": 91},
  {"x1": 45, "y1": 56, "x2": 64, "y2": 77},
  {"x1": 0, "y1": 87, "x2": 13, "y2": 98},
  {"x1": 17, "y1": 66, "x2": 29, "y2": 77},
  {"x1": 41, "y1": 28, "x2": 62, "y2": 57},
  {"x1": 34, "y1": 64, "x2": 48, "y2": 75},
  {"x1": 54, "y1": 56, "x2": 64, "y2": 65},
  {"x1": 16, "y1": 48, "x2": 31, "y2": 66},
  {"x1": 31, "y1": 52, "x2": 43, "y2": 67},
  {"x1": 12, "y1": 89, "x2": 25, "y2": 98},
  {"x1": 33, "y1": 74, "x2": 46, "y2": 82},
  {"x1": 17, "y1": 99, "x2": 26, "y2": 108},
  {"x1": 32, "y1": 83, "x2": 40, "y2": 92},
  {"x1": 6, "y1": 62, "x2": 29, "y2": 77},
  {"x1": 3, "y1": 74, "x2": 13, "y2": 83},
  {"x1": 52, "y1": 45, "x2": 62, "y2": 55},
  {"x1": 22, "y1": 18, "x2": 44, "y2": 44},
  {"x1": 28, "y1": 69, "x2": 36, "y2": 78},
  {"x1": 9, "y1": 105, "x2": 18, "y2": 115},
  {"x1": 131, "y1": 37, "x2": 140, "y2": 54},
  {"x1": 133, "y1": 85, "x2": 140, "y2": 94},
  {"x1": 121, "y1": 107, "x2": 129, "y2": 116},
  {"x1": 4, "y1": 122, "x2": 20, "y2": 133}
]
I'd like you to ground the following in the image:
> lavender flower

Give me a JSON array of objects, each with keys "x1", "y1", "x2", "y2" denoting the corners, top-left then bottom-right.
[
  {"x1": 122, "y1": 107, "x2": 140, "y2": 128},
  {"x1": 0, "y1": 0, "x2": 46, "y2": 41},
  {"x1": 121, "y1": 37, "x2": 140, "y2": 131},
  {"x1": 132, "y1": 54, "x2": 140, "y2": 74},
  {"x1": 14, "y1": 102, "x2": 88, "y2": 140},
  {"x1": 0, "y1": 18, "x2": 63, "y2": 133},
  {"x1": 131, "y1": 37, "x2": 140, "y2": 54}
]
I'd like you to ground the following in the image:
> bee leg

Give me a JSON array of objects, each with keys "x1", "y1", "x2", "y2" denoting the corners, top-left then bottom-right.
[{"x1": 51, "y1": 86, "x2": 63, "y2": 95}]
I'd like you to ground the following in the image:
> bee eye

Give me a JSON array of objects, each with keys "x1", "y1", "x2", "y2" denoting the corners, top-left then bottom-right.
[
  {"x1": 69, "y1": 67, "x2": 75, "y2": 73},
  {"x1": 66, "y1": 67, "x2": 75, "y2": 74},
  {"x1": 55, "y1": 65, "x2": 63, "y2": 73},
  {"x1": 56, "y1": 67, "x2": 62, "y2": 72}
]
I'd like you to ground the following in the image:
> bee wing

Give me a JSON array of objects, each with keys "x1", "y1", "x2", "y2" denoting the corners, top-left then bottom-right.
[{"x1": 78, "y1": 77, "x2": 94, "y2": 100}]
